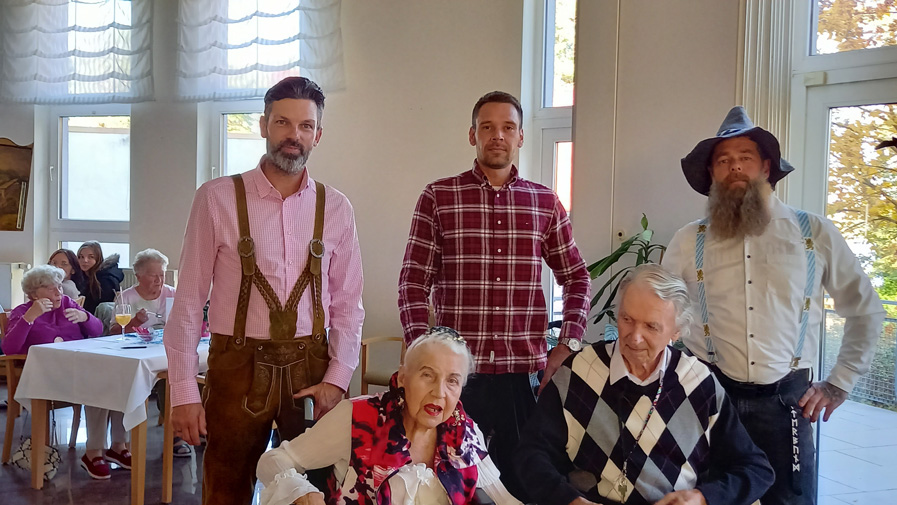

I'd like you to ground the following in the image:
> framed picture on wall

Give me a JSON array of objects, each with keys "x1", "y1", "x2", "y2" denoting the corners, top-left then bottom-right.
[{"x1": 0, "y1": 138, "x2": 33, "y2": 231}]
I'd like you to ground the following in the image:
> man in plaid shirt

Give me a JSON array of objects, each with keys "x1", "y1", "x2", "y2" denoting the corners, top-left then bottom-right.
[{"x1": 398, "y1": 91, "x2": 591, "y2": 501}]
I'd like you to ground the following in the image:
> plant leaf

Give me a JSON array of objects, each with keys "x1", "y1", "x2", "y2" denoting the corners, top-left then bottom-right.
[
  {"x1": 590, "y1": 266, "x2": 633, "y2": 308},
  {"x1": 641, "y1": 213, "x2": 648, "y2": 230},
  {"x1": 640, "y1": 228, "x2": 653, "y2": 242},
  {"x1": 587, "y1": 235, "x2": 637, "y2": 278}
]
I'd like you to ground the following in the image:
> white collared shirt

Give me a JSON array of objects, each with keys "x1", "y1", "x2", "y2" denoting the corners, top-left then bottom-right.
[
  {"x1": 664, "y1": 195, "x2": 885, "y2": 391},
  {"x1": 609, "y1": 341, "x2": 671, "y2": 386}
]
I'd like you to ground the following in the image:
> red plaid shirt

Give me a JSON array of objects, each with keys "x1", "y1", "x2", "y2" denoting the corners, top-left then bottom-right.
[{"x1": 398, "y1": 162, "x2": 591, "y2": 374}]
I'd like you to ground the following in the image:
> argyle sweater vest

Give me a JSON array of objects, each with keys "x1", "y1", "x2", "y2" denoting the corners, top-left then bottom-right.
[{"x1": 553, "y1": 342, "x2": 725, "y2": 504}]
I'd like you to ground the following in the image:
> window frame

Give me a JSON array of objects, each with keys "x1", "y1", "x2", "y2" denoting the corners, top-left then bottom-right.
[
  {"x1": 200, "y1": 99, "x2": 266, "y2": 183},
  {"x1": 48, "y1": 104, "x2": 131, "y2": 254},
  {"x1": 524, "y1": 0, "x2": 577, "y2": 323}
]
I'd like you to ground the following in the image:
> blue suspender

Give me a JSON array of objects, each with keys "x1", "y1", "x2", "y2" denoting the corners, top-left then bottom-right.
[
  {"x1": 793, "y1": 209, "x2": 816, "y2": 369},
  {"x1": 694, "y1": 219, "x2": 715, "y2": 363},
  {"x1": 694, "y1": 210, "x2": 816, "y2": 369}
]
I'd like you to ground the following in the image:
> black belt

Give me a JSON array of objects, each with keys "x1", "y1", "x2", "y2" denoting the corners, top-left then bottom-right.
[{"x1": 712, "y1": 367, "x2": 810, "y2": 397}]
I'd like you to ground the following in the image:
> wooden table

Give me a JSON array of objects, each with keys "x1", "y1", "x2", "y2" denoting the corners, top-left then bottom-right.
[{"x1": 15, "y1": 335, "x2": 209, "y2": 505}]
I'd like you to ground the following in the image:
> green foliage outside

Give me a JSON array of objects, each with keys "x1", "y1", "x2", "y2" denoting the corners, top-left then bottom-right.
[
  {"x1": 816, "y1": 0, "x2": 897, "y2": 53},
  {"x1": 826, "y1": 105, "x2": 897, "y2": 317}
]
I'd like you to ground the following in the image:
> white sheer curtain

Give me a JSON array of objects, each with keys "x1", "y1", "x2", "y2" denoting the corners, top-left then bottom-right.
[
  {"x1": 0, "y1": 0, "x2": 154, "y2": 104},
  {"x1": 176, "y1": 0, "x2": 345, "y2": 101}
]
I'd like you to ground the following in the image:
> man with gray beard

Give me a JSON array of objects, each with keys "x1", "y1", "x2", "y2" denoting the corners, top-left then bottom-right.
[
  {"x1": 166, "y1": 76, "x2": 364, "y2": 504},
  {"x1": 663, "y1": 106, "x2": 885, "y2": 505}
]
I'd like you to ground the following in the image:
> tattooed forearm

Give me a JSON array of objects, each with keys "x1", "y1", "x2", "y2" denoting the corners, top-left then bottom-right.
[{"x1": 819, "y1": 381, "x2": 847, "y2": 402}]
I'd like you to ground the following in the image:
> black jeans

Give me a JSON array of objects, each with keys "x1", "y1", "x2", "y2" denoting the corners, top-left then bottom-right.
[
  {"x1": 717, "y1": 369, "x2": 816, "y2": 505},
  {"x1": 460, "y1": 372, "x2": 537, "y2": 503}
]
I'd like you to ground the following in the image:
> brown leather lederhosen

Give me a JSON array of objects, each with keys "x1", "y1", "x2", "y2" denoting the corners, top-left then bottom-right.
[{"x1": 201, "y1": 174, "x2": 330, "y2": 505}]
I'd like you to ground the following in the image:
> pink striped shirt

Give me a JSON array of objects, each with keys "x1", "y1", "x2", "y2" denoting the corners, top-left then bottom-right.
[{"x1": 165, "y1": 165, "x2": 365, "y2": 407}]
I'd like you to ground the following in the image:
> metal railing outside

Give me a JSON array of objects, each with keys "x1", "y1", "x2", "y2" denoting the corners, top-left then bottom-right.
[{"x1": 822, "y1": 299, "x2": 897, "y2": 407}]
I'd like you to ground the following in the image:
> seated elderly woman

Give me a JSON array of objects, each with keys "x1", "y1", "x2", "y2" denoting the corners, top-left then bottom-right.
[
  {"x1": 515, "y1": 264, "x2": 773, "y2": 505},
  {"x1": 0, "y1": 266, "x2": 129, "y2": 479},
  {"x1": 111, "y1": 248, "x2": 176, "y2": 333},
  {"x1": 2, "y1": 265, "x2": 102, "y2": 355},
  {"x1": 256, "y1": 327, "x2": 523, "y2": 505}
]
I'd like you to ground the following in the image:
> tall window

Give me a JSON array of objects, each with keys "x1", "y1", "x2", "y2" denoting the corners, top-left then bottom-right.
[
  {"x1": 543, "y1": 0, "x2": 577, "y2": 107},
  {"x1": 49, "y1": 105, "x2": 131, "y2": 262},
  {"x1": 790, "y1": 2, "x2": 897, "y2": 501},
  {"x1": 531, "y1": 0, "x2": 577, "y2": 324}
]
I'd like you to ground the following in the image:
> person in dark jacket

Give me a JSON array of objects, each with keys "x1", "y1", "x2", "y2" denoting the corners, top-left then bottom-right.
[
  {"x1": 77, "y1": 241, "x2": 124, "y2": 314},
  {"x1": 515, "y1": 265, "x2": 773, "y2": 505}
]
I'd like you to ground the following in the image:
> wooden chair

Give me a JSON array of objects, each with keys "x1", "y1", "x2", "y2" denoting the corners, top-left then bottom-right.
[
  {"x1": 1, "y1": 310, "x2": 82, "y2": 464},
  {"x1": 159, "y1": 371, "x2": 205, "y2": 503},
  {"x1": 74, "y1": 296, "x2": 85, "y2": 307},
  {"x1": 360, "y1": 337, "x2": 406, "y2": 395}
]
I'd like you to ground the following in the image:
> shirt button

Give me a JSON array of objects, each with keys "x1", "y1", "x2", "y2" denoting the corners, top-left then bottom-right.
[
  {"x1": 494, "y1": 306, "x2": 499, "y2": 310},
  {"x1": 749, "y1": 306, "x2": 754, "y2": 311},
  {"x1": 497, "y1": 248, "x2": 502, "y2": 253},
  {"x1": 288, "y1": 260, "x2": 294, "y2": 265},
  {"x1": 495, "y1": 193, "x2": 500, "y2": 198},
  {"x1": 750, "y1": 361, "x2": 756, "y2": 365},
  {"x1": 747, "y1": 255, "x2": 751, "y2": 259},
  {"x1": 497, "y1": 220, "x2": 502, "y2": 225},
  {"x1": 496, "y1": 277, "x2": 501, "y2": 281},
  {"x1": 749, "y1": 333, "x2": 754, "y2": 338},
  {"x1": 747, "y1": 280, "x2": 752, "y2": 284}
]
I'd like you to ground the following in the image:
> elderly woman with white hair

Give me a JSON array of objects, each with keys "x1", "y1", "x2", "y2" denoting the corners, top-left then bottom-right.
[
  {"x1": 256, "y1": 327, "x2": 523, "y2": 505},
  {"x1": 111, "y1": 248, "x2": 176, "y2": 333},
  {"x1": 0, "y1": 266, "x2": 129, "y2": 480},
  {"x1": 516, "y1": 264, "x2": 774, "y2": 505},
  {"x1": 2, "y1": 265, "x2": 102, "y2": 355}
]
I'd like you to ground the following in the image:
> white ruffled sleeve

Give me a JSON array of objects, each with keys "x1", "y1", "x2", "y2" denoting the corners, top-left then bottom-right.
[
  {"x1": 256, "y1": 399, "x2": 353, "y2": 505},
  {"x1": 472, "y1": 424, "x2": 524, "y2": 505}
]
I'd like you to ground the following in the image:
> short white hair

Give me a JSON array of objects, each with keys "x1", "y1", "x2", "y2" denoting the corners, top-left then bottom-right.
[
  {"x1": 617, "y1": 264, "x2": 696, "y2": 340},
  {"x1": 22, "y1": 265, "x2": 65, "y2": 298},
  {"x1": 404, "y1": 327, "x2": 475, "y2": 385},
  {"x1": 132, "y1": 248, "x2": 169, "y2": 274}
]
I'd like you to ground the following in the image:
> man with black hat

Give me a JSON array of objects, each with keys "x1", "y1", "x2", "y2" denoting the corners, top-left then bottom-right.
[{"x1": 663, "y1": 106, "x2": 885, "y2": 505}]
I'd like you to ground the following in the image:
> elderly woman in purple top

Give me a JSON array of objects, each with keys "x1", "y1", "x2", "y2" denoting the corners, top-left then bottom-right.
[
  {"x1": 2, "y1": 265, "x2": 102, "y2": 355},
  {"x1": 2, "y1": 265, "x2": 133, "y2": 480}
]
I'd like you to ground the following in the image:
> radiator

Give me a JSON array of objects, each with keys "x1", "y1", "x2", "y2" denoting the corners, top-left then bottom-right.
[{"x1": 120, "y1": 268, "x2": 178, "y2": 290}]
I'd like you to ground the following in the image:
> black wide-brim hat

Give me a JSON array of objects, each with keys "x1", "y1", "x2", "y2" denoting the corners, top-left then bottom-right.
[{"x1": 681, "y1": 106, "x2": 795, "y2": 196}]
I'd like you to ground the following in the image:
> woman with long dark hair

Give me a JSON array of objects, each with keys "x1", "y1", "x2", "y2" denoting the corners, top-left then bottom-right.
[
  {"x1": 48, "y1": 248, "x2": 87, "y2": 299},
  {"x1": 77, "y1": 241, "x2": 124, "y2": 314}
]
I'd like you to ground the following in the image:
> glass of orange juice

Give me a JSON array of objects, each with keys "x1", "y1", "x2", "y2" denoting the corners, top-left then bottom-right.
[{"x1": 115, "y1": 303, "x2": 132, "y2": 341}]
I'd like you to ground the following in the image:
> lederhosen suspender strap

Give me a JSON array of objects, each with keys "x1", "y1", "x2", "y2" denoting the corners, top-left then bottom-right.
[
  {"x1": 231, "y1": 174, "x2": 327, "y2": 347},
  {"x1": 694, "y1": 209, "x2": 815, "y2": 368}
]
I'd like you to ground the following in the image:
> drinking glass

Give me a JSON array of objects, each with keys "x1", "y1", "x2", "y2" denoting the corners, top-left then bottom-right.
[{"x1": 115, "y1": 303, "x2": 132, "y2": 341}]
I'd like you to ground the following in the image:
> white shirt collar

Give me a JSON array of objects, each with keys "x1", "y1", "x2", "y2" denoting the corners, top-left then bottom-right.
[{"x1": 609, "y1": 341, "x2": 671, "y2": 386}]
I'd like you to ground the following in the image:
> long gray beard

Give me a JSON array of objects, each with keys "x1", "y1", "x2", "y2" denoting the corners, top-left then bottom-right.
[
  {"x1": 266, "y1": 141, "x2": 310, "y2": 175},
  {"x1": 707, "y1": 177, "x2": 773, "y2": 239}
]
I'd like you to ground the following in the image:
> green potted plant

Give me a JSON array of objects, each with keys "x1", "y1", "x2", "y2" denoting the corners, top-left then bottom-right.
[{"x1": 588, "y1": 214, "x2": 666, "y2": 326}]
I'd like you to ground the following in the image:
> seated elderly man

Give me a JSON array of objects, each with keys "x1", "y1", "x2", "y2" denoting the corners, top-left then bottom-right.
[{"x1": 515, "y1": 264, "x2": 773, "y2": 505}]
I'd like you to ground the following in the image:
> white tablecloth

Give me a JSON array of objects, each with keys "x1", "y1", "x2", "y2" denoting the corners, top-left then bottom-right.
[{"x1": 15, "y1": 335, "x2": 209, "y2": 430}]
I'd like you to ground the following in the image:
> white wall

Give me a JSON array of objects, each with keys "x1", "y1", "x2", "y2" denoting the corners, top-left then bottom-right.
[{"x1": 572, "y1": 0, "x2": 740, "y2": 340}]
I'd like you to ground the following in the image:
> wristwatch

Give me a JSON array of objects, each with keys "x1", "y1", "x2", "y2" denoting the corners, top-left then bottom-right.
[{"x1": 558, "y1": 337, "x2": 582, "y2": 352}]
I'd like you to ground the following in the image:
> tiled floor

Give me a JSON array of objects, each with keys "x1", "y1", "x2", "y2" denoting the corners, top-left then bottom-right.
[
  {"x1": 1, "y1": 388, "x2": 209, "y2": 505},
  {"x1": 818, "y1": 400, "x2": 897, "y2": 504}
]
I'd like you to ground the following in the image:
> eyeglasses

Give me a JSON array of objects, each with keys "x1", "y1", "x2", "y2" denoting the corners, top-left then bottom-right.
[{"x1": 425, "y1": 326, "x2": 466, "y2": 343}]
